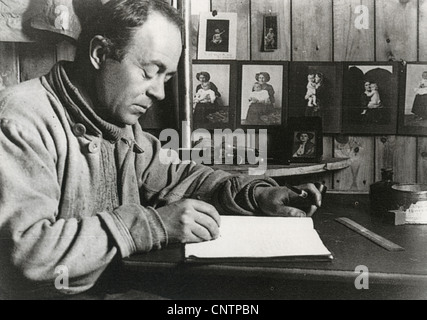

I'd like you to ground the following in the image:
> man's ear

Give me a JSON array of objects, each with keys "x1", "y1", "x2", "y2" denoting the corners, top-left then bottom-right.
[{"x1": 89, "y1": 36, "x2": 109, "y2": 70}]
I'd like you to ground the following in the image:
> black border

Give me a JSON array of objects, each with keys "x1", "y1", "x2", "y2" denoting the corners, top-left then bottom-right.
[
  {"x1": 288, "y1": 61, "x2": 343, "y2": 134},
  {"x1": 236, "y1": 61, "x2": 289, "y2": 131},
  {"x1": 192, "y1": 60, "x2": 237, "y2": 130},
  {"x1": 285, "y1": 117, "x2": 323, "y2": 164},
  {"x1": 397, "y1": 61, "x2": 427, "y2": 136},
  {"x1": 341, "y1": 61, "x2": 400, "y2": 135}
]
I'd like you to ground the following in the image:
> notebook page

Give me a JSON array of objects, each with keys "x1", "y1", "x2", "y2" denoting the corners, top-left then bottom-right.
[{"x1": 185, "y1": 216, "x2": 332, "y2": 259}]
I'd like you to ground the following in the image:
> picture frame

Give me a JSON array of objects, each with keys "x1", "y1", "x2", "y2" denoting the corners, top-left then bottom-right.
[
  {"x1": 192, "y1": 60, "x2": 237, "y2": 130},
  {"x1": 237, "y1": 61, "x2": 288, "y2": 129},
  {"x1": 197, "y1": 12, "x2": 237, "y2": 60},
  {"x1": 342, "y1": 62, "x2": 399, "y2": 135},
  {"x1": 262, "y1": 15, "x2": 278, "y2": 52},
  {"x1": 285, "y1": 117, "x2": 323, "y2": 164},
  {"x1": 288, "y1": 62, "x2": 343, "y2": 134},
  {"x1": 398, "y1": 62, "x2": 427, "y2": 136}
]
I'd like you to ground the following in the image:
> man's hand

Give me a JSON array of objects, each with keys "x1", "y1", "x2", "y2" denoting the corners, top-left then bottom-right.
[
  {"x1": 156, "y1": 199, "x2": 221, "y2": 244},
  {"x1": 254, "y1": 183, "x2": 322, "y2": 217}
]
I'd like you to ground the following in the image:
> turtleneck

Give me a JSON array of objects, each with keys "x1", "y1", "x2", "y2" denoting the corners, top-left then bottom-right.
[{"x1": 46, "y1": 61, "x2": 126, "y2": 142}]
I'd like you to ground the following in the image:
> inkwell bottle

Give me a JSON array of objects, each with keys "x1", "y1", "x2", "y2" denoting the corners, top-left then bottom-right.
[{"x1": 370, "y1": 168, "x2": 398, "y2": 217}]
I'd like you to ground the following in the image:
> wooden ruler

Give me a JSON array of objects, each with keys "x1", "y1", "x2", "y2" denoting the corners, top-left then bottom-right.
[{"x1": 335, "y1": 218, "x2": 405, "y2": 252}]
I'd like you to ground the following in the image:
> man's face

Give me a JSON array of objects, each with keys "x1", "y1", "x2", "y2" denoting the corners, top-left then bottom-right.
[{"x1": 94, "y1": 13, "x2": 182, "y2": 126}]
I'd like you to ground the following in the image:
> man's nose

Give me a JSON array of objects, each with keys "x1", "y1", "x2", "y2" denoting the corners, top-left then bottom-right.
[{"x1": 147, "y1": 77, "x2": 166, "y2": 101}]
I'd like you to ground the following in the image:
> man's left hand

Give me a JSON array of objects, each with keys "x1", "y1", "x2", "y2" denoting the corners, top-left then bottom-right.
[{"x1": 254, "y1": 183, "x2": 322, "y2": 218}]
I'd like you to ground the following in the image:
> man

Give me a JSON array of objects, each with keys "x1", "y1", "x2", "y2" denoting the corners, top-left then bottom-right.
[{"x1": 0, "y1": 0, "x2": 321, "y2": 299}]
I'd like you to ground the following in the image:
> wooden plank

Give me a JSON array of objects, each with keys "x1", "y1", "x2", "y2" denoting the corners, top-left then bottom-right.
[
  {"x1": 19, "y1": 42, "x2": 56, "y2": 82},
  {"x1": 251, "y1": 0, "x2": 291, "y2": 61},
  {"x1": 334, "y1": 136, "x2": 374, "y2": 192},
  {"x1": 375, "y1": 136, "x2": 417, "y2": 184},
  {"x1": 190, "y1": 14, "x2": 199, "y2": 60},
  {"x1": 56, "y1": 40, "x2": 76, "y2": 62},
  {"x1": 211, "y1": 157, "x2": 351, "y2": 177},
  {"x1": 333, "y1": 0, "x2": 375, "y2": 61},
  {"x1": 322, "y1": 136, "x2": 334, "y2": 189},
  {"x1": 376, "y1": 0, "x2": 418, "y2": 61},
  {"x1": 417, "y1": 137, "x2": 427, "y2": 184},
  {"x1": 0, "y1": 42, "x2": 19, "y2": 89},
  {"x1": 213, "y1": 0, "x2": 250, "y2": 61},
  {"x1": 420, "y1": 0, "x2": 427, "y2": 61},
  {"x1": 292, "y1": 0, "x2": 333, "y2": 61}
]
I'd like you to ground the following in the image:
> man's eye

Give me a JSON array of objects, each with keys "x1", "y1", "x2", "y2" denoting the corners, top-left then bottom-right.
[{"x1": 142, "y1": 70, "x2": 153, "y2": 79}]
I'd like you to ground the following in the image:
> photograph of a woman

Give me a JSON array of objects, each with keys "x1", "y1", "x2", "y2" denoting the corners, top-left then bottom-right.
[
  {"x1": 411, "y1": 71, "x2": 427, "y2": 121},
  {"x1": 292, "y1": 131, "x2": 316, "y2": 158},
  {"x1": 343, "y1": 63, "x2": 398, "y2": 135},
  {"x1": 240, "y1": 64, "x2": 284, "y2": 126},
  {"x1": 288, "y1": 63, "x2": 342, "y2": 134},
  {"x1": 399, "y1": 64, "x2": 427, "y2": 135},
  {"x1": 192, "y1": 63, "x2": 232, "y2": 129}
]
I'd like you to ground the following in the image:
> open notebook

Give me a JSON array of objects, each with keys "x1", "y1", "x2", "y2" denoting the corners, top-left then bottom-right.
[{"x1": 185, "y1": 216, "x2": 333, "y2": 262}]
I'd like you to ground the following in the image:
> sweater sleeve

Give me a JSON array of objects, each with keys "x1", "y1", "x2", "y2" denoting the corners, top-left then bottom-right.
[
  {"x1": 138, "y1": 135, "x2": 280, "y2": 216},
  {"x1": 0, "y1": 119, "x2": 117, "y2": 298}
]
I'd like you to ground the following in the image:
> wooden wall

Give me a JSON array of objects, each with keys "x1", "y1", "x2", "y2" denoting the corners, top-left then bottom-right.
[
  {"x1": 0, "y1": 0, "x2": 425, "y2": 193},
  {"x1": 191, "y1": 0, "x2": 425, "y2": 192}
]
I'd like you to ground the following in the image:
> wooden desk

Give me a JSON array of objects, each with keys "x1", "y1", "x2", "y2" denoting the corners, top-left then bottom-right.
[{"x1": 123, "y1": 194, "x2": 427, "y2": 300}]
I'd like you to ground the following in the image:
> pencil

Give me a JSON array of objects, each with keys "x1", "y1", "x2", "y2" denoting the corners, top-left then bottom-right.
[{"x1": 284, "y1": 183, "x2": 308, "y2": 199}]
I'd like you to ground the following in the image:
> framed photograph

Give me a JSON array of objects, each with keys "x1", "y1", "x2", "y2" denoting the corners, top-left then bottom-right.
[
  {"x1": 192, "y1": 61, "x2": 236, "y2": 130},
  {"x1": 197, "y1": 12, "x2": 237, "y2": 60},
  {"x1": 285, "y1": 117, "x2": 323, "y2": 163},
  {"x1": 289, "y1": 62, "x2": 343, "y2": 134},
  {"x1": 398, "y1": 62, "x2": 427, "y2": 136},
  {"x1": 262, "y1": 15, "x2": 278, "y2": 52},
  {"x1": 342, "y1": 62, "x2": 399, "y2": 135},
  {"x1": 237, "y1": 61, "x2": 288, "y2": 128}
]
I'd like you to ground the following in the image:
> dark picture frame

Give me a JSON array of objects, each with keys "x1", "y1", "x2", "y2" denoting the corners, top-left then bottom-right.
[
  {"x1": 285, "y1": 117, "x2": 323, "y2": 164},
  {"x1": 192, "y1": 60, "x2": 237, "y2": 130},
  {"x1": 237, "y1": 61, "x2": 288, "y2": 129},
  {"x1": 342, "y1": 62, "x2": 399, "y2": 135},
  {"x1": 398, "y1": 62, "x2": 427, "y2": 136},
  {"x1": 289, "y1": 62, "x2": 343, "y2": 134},
  {"x1": 262, "y1": 15, "x2": 278, "y2": 52}
]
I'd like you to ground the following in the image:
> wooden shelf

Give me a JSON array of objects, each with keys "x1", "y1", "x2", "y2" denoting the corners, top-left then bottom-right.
[{"x1": 211, "y1": 158, "x2": 351, "y2": 177}]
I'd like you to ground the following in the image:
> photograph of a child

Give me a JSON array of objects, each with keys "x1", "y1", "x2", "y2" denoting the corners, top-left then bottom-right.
[
  {"x1": 403, "y1": 65, "x2": 427, "y2": 127},
  {"x1": 263, "y1": 15, "x2": 278, "y2": 52},
  {"x1": 205, "y1": 20, "x2": 229, "y2": 53},
  {"x1": 289, "y1": 63, "x2": 341, "y2": 133},
  {"x1": 292, "y1": 131, "x2": 316, "y2": 158},
  {"x1": 192, "y1": 63, "x2": 231, "y2": 129},
  {"x1": 240, "y1": 64, "x2": 284, "y2": 126},
  {"x1": 343, "y1": 63, "x2": 398, "y2": 134}
]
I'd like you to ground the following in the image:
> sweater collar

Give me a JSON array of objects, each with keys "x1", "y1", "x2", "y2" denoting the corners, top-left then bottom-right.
[{"x1": 46, "y1": 61, "x2": 126, "y2": 142}]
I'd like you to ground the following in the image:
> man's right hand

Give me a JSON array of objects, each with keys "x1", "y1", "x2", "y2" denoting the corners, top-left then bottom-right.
[{"x1": 156, "y1": 199, "x2": 221, "y2": 244}]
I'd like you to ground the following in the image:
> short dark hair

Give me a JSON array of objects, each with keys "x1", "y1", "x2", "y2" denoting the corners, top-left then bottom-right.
[{"x1": 76, "y1": 0, "x2": 183, "y2": 62}]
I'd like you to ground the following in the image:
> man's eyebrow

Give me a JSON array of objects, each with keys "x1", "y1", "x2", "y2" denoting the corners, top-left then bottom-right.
[{"x1": 150, "y1": 60, "x2": 177, "y2": 75}]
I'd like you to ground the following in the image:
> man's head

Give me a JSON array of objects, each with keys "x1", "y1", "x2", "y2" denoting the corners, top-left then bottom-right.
[{"x1": 76, "y1": 0, "x2": 183, "y2": 126}]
